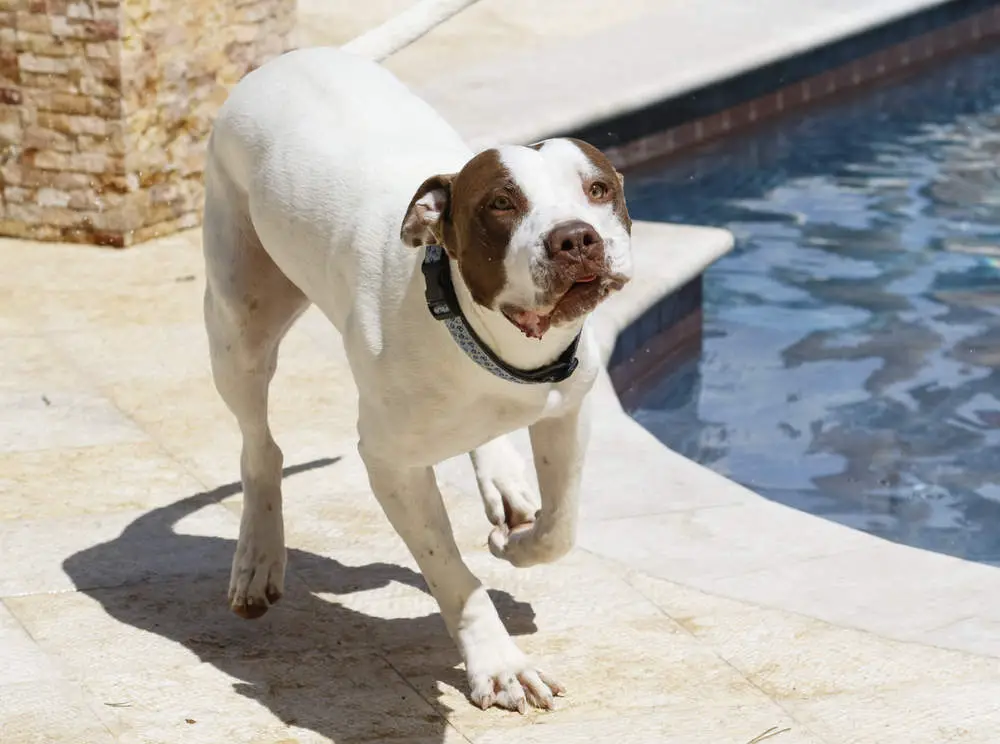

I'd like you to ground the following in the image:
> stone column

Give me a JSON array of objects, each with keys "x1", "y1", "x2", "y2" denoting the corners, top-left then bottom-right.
[{"x1": 0, "y1": 0, "x2": 295, "y2": 247}]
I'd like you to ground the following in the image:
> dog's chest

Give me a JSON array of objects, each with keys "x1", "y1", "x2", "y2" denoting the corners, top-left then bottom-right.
[{"x1": 381, "y1": 383, "x2": 573, "y2": 465}]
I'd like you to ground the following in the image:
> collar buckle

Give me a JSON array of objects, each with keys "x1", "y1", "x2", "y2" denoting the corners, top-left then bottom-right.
[
  {"x1": 422, "y1": 245, "x2": 457, "y2": 321},
  {"x1": 428, "y1": 299, "x2": 456, "y2": 321}
]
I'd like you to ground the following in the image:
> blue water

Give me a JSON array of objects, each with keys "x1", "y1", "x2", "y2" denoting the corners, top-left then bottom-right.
[{"x1": 625, "y1": 46, "x2": 1000, "y2": 565}]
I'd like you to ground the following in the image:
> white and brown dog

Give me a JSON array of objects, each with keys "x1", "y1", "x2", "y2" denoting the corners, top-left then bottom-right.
[{"x1": 202, "y1": 46, "x2": 632, "y2": 712}]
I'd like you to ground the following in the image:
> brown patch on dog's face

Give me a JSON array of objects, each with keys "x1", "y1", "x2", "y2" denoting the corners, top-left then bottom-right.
[
  {"x1": 441, "y1": 149, "x2": 526, "y2": 308},
  {"x1": 400, "y1": 150, "x2": 522, "y2": 308}
]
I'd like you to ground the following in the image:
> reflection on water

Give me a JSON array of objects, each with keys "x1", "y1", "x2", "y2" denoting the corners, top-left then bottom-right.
[{"x1": 626, "y1": 46, "x2": 1000, "y2": 565}]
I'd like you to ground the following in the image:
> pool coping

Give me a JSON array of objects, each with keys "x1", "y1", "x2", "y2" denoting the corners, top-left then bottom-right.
[{"x1": 419, "y1": 0, "x2": 1000, "y2": 165}]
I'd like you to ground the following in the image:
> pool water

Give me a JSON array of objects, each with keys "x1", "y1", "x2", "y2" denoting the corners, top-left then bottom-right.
[{"x1": 625, "y1": 46, "x2": 1000, "y2": 565}]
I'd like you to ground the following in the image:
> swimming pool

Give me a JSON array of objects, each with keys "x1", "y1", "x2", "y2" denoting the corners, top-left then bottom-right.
[{"x1": 625, "y1": 45, "x2": 1000, "y2": 565}]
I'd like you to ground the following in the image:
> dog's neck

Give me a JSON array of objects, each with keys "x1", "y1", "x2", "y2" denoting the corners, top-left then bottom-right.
[{"x1": 449, "y1": 257, "x2": 584, "y2": 373}]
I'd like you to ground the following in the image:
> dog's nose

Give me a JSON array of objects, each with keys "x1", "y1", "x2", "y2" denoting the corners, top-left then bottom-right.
[{"x1": 545, "y1": 220, "x2": 602, "y2": 259}]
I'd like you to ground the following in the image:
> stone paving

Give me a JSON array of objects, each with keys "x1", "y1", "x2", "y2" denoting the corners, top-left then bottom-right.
[{"x1": 2, "y1": 221, "x2": 999, "y2": 743}]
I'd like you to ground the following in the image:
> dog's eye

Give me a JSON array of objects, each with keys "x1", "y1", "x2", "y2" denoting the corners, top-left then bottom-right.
[
  {"x1": 588, "y1": 182, "x2": 610, "y2": 200},
  {"x1": 489, "y1": 194, "x2": 514, "y2": 211}
]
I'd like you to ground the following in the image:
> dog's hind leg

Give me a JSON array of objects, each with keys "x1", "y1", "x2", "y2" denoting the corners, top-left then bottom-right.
[{"x1": 202, "y1": 160, "x2": 310, "y2": 619}]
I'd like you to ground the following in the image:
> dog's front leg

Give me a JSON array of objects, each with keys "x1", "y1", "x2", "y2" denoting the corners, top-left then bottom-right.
[
  {"x1": 361, "y1": 448, "x2": 564, "y2": 711},
  {"x1": 488, "y1": 400, "x2": 590, "y2": 568}
]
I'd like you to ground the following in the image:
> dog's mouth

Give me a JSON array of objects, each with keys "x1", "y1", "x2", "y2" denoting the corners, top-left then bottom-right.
[{"x1": 502, "y1": 273, "x2": 627, "y2": 340}]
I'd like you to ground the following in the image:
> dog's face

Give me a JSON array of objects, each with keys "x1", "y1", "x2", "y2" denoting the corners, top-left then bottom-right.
[{"x1": 401, "y1": 138, "x2": 632, "y2": 338}]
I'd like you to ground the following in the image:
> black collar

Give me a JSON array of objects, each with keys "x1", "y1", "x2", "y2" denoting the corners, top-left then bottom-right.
[{"x1": 421, "y1": 245, "x2": 580, "y2": 385}]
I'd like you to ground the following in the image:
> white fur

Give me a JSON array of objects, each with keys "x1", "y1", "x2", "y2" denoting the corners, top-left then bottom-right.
[
  {"x1": 202, "y1": 46, "x2": 630, "y2": 712},
  {"x1": 342, "y1": 0, "x2": 482, "y2": 63}
]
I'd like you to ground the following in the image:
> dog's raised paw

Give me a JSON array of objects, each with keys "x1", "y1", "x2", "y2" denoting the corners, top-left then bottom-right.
[
  {"x1": 487, "y1": 519, "x2": 573, "y2": 568},
  {"x1": 481, "y1": 473, "x2": 538, "y2": 531},
  {"x1": 471, "y1": 438, "x2": 539, "y2": 530}
]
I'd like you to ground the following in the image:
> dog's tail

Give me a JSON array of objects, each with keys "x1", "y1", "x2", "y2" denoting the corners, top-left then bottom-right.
[{"x1": 341, "y1": 0, "x2": 482, "y2": 63}]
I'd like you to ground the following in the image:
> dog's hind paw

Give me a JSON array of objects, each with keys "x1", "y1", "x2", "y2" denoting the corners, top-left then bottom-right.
[{"x1": 228, "y1": 535, "x2": 286, "y2": 619}]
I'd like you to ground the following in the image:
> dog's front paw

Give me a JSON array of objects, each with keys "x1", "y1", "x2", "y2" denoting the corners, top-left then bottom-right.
[
  {"x1": 488, "y1": 519, "x2": 573, "y2": 568},
  {"x1": 228, "y1": 531, "x2": 286, "y2": 619},
  {"x1": 479, "y1": 470, "x2": 538, "y2": 531},
  {"x1": 466, "y1": 637, "x2": 565, "y2": 712},
  {"x1": 472, "y1": 440, "x2": 539, "y2": 530}
]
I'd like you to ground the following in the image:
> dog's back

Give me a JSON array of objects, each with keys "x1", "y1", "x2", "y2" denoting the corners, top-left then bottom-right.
[{"x1": 204, "y1": 47, "x2": 470, "y2": 329}]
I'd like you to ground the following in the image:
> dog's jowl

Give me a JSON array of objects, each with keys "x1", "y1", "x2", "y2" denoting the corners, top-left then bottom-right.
[{"x1": 202, "y1": 46, "x2": 632, "y2": 713}]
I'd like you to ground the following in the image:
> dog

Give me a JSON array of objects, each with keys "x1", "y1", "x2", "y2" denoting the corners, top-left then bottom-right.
[{"x1": 201, "y1": 46, "x2": 633, "y2": 712}]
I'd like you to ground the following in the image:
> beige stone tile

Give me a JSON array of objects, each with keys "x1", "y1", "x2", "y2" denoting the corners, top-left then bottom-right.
[
  {"x1": 0, "y1": 601, "x2": 63, "y2": 684},
  {"x1": 0, "y1": 232, "x2": 203, "y2": 291},
  {"x1": 623, "y1": 566, "x2": 755, "y2": 619},
  {"x1": 8, "y1": 579, "x2": 459, "y2": 741},
  {"x1": 54, "y1": 313, "x2": 346, "y2": 390},
  {"x1": 469, "y1": 713, "x2": 820, "y2": 744},
  {"x1": 577, "y1": 499, "x2": 872, "y2": 585},
  {"x1": 916, "y1": 616, "x2": 1000, "y2": 659},
  {"x1": 626, "y1": 571, "x2": 1000, "y2": 703},
  {"x1": 97, "y1": 375, "x2": 243, "y2": 480},
  {"x1": 6, "y1": 589, "x2": 209, "y2": 677},
  {"x1": 93, "y1": 366, "x2": 357, "y2": 487},
  {"x1": 0, "y1": 503, "x2": 238, "y2": 596},
  {"x1": 0, "y1": 680, "x2": 117, "y2": 743},
  {"x1": 787, "y1": 680, "x2": 1000, "y2": 744},
  {"x1": 299, "y1": 0, "x2": 663, "y2": 86},
  {"x1": 396, "y1": 615, "x2": 813, "y2": 742},
  {"x1": 0, "y1": 441, "x2": 202, "y2": 521},
  {"x1": 26, "y1": 281, "x2": 204, "y2": 334},
  {"x1": 55, "y1": 322, "x2": 213, "y2": 385},
  {"x1": 0, "y1": 285, "x2": 47, "y2": 336},
  {"x1": 0, "y1": 334, "x2": 82, "y2": 392},
  {"x1": 0, "y1": 388, "x2": 147, "y2": 454},
  {"x1": 82, "y1": 659, "x2": 449, "y2": 744},
  {"x1": 579, "y1": 417, "x2": 750, "y2": 518},
  {"x1": 5, "y1": 573, "x2": 338, "y2": 677},
  {"x1": 699, "y1": 544, "x2": 1000, "y2": 648},
  {"x1": 40, "y1": 299, "x2": 354, "y2": 490}
]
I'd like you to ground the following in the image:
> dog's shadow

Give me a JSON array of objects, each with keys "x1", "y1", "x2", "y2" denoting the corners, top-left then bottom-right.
[{"x1": 62, "y1": 457, "x2": 538, "y2": 742}]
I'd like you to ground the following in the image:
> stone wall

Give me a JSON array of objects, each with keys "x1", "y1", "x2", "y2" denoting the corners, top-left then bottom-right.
[{"x1": 0, "y1": 0, "x2": 295, "y2": 247}]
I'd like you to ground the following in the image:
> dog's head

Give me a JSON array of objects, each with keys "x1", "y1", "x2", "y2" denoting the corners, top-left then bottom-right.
[{"x1": 401, "y1": 138, "x2": 633, "y2": 339}]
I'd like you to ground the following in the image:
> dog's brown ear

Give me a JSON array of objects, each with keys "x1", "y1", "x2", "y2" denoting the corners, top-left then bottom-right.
[{"x1": 400, "y1": 174, "x2": 455, "y2": 248}]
